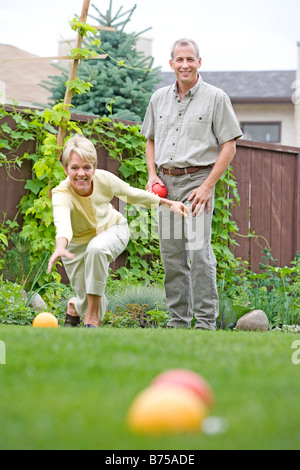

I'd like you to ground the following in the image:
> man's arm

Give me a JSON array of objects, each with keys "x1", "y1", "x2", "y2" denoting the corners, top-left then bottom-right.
[
  {"x1": 145, "y1": 139, "x2": 165, "y2": 191},
  {"x1": 188, "y1": 139, "x2": 237, "y2": 216}
]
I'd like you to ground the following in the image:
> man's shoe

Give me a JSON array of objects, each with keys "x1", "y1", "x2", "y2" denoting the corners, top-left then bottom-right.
[
  {"x1": 64, "y1": 313, "x2": 81, "y2": 327},
  {"x1": 84, "y1": 324, "x2": 97, "y2": 328}
]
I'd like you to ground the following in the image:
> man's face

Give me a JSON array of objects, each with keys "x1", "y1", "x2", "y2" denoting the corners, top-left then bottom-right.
[{"x1": 169, "y1": 43, "x2": 202, "y2": 89}]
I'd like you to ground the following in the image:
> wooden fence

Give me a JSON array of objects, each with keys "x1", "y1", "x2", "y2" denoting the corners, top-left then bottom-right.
[
  {"x1": 231, "y1": 140, "x2": 300, "y2": 272},
  {"x1": 0, "y1": 112, "x2": 34, "y2": 224},
  {"x1": 0, "y1": 108, "x2": 299, "y2": 274}
]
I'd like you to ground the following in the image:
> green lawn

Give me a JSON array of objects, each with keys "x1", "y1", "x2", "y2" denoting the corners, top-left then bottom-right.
[{"x1": 0, "y1": 325, "x2": 299, "y2": 450}]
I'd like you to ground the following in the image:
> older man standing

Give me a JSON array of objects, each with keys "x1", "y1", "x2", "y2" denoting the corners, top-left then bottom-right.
[{"x1": 142, "y1": 38, "x2": 242, "y2": 330}]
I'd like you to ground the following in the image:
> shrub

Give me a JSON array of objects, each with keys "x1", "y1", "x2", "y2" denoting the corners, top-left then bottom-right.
[
  {"x1": 0, "y1": 278, "x2": 36, "y2": 325},
  {"x1": 0, "y1": 275, "x2": 75, "y2": 326},
  {"x1": 217, "y1": 250, "x2": 300, "y2": 329},
  {"x1": 106, "y1": 284, "x2": 167, "y2": 312},
  {"x1": 101, "y1": 303, "x2": 171, "y2": 328}
]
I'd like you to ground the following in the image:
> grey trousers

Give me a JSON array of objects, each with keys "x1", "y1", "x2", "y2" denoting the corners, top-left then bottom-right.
[
  {"x1": 158, "y1": 168, "x2": 219, "y2": 330},
  {"x1": 62, "y1": 222, "x2": 130, "y2": 321}
]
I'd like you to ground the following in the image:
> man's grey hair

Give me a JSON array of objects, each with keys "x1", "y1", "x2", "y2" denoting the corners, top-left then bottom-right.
[{"x1": 170, "y1": 38, "x2": 200, "y2": 60}]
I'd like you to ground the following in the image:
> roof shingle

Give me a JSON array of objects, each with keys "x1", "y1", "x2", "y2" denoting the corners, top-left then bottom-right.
[{"x1": 157, "y1": 70, "x2": 296, "y2": 102}]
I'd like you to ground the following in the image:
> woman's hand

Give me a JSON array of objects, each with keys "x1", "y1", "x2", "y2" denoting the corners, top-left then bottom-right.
[
  {"x1": 47, "y1": 238, "x2": 74, "y2": 274},
  {"x1": 160, "y1": 198, "x2": 189, "y2": 218}
]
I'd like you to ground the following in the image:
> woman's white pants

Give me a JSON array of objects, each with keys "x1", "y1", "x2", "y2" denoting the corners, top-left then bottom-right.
[{"x1": 62, "y1": 222, "x2": 130, "y2": 321}]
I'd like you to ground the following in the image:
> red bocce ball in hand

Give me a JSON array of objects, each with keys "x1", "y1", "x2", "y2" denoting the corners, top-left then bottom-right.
[{"x1": 152, "y1": 183, "x2": 168, "y2": 198}]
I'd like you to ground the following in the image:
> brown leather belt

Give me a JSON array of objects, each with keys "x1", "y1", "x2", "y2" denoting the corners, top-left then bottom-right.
[{"x1": 159, "y1": 165, "x2": 212, "y2": 176}]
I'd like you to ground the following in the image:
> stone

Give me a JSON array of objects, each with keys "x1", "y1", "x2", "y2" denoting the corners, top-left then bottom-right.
[
  {"x1": 29, "y1": 293, "x2": 47, "y2": 311},
  {"x1": 236, "y1": 309, "x2": 269, "y2": 332},
  {"x1": 22, "y1": 290, "x2": 47, "y2": 311}
]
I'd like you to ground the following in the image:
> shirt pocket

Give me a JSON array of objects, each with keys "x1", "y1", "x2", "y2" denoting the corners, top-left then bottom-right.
[
  {"x1": 187, "y1": 115, "x2": 211, "y2": 141},
  {"x1": 155, "y1": 114, "x2": 169, "y2": 140}
]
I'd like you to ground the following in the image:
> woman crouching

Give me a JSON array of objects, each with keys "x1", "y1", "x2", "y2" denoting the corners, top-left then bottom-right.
[{"x1": 47, "y1": 134, "x2": 188, "y2": 328}]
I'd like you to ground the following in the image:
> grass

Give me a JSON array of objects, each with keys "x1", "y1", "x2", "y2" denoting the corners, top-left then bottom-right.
[{"x1": 0, "y1": 325, "x2": 300, "y2": 450}]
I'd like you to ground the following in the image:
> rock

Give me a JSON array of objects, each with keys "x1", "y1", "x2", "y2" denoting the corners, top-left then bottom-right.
[
  {"x1": 22, "y1": 290, "x2": 47, "y2": 311},
  {"x1": 236, "y1": 310, "x2": 269, "y2": 332},
  {"x1": 29, "y1": 293, "x2": 47, "y2": 311}
]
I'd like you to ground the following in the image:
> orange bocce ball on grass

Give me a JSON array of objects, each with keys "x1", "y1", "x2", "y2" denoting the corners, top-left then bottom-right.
[
  {"x1": 32, "y1": 312, "x2": 58, "y2": 328},
  {"x1": 127, "y1": 383, "x2": 208, "y2": 435}
]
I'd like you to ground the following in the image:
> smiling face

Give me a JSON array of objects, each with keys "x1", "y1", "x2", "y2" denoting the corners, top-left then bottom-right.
[
  {"x1": 64, "y1": 151, "x2": 95, "y2": 197},
  {"x1": 169, "y1": 42, "x2": 202, "y2": 92}
]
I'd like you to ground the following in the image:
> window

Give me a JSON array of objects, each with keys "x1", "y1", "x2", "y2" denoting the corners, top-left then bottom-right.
[{"x1": 241, "y1": 122, "x2": 281, "y2": 143}]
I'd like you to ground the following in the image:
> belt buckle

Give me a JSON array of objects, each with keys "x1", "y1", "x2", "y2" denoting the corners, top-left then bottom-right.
[{"x1": 168, "y1": 167, "x2": 175, "y2": 175}]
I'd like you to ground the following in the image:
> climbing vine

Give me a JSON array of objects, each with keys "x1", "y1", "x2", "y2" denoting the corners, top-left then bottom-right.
[
  {"x1": 0, "y1": 103, "x2": 241, "y2": 282},
  {"x1": 0, "y1": 8, "x2": 242, "y2": 282}
]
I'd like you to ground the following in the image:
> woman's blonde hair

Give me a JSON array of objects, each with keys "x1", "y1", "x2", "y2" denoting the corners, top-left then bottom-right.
[{"x1": 62, "y1": 134, "x2": 98, "y2": 168}]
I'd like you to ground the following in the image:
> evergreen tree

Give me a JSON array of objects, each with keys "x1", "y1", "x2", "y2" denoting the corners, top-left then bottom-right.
[{"x1": 41, "y1": 2, "x2": 161, "y2": 122}]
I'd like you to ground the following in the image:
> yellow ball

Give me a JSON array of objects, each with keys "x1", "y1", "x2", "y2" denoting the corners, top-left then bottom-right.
[
  {"x1": 32, "y1": 312, "x2": 58, "y2": 328},
  {"x1": 127, "y1": 384, "x2": 208, "y2": 435}
]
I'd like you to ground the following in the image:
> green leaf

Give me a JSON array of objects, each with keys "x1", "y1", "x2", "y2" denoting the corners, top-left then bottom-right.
[
  {"x1": 13, "y1": 114, "x2": 29, "y2": 128},
  {"x1": 119, "y1": 162, "x2": 136, "y2": 178},
  {"x1": 67, "y1": 78, "x2": 93, "y2": 95},
  {"x1": 0, "y1": 233, "x2": 8, "y2": 246},
  {"x1": 25, "y1": 179, "x2": 43, "y2": 195},
  {"x1": 0, "y1": 139, "x2": 11, "y2": 150},
  {"x1": 1, "y1": 122, "x2": 12, "y2": 134},
  {"x1": 70, "y1": 18, "x2": 97, "y2": 36}
]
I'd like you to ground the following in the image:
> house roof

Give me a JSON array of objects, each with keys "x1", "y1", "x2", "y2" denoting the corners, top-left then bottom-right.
[
  {"x1": 0, "y1": 44, "x2": 56, "y2": 106},
  {"x1": 0, "y1": 44, "x2": 296, "y2": 106},
  {"x1": 157, "y1": 70, "x2": 296, "y2": 103}
]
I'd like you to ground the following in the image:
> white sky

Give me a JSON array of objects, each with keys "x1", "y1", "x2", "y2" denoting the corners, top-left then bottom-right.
[{"x1": 0, "y1": 0, "x2": 299, "y2": 71}]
